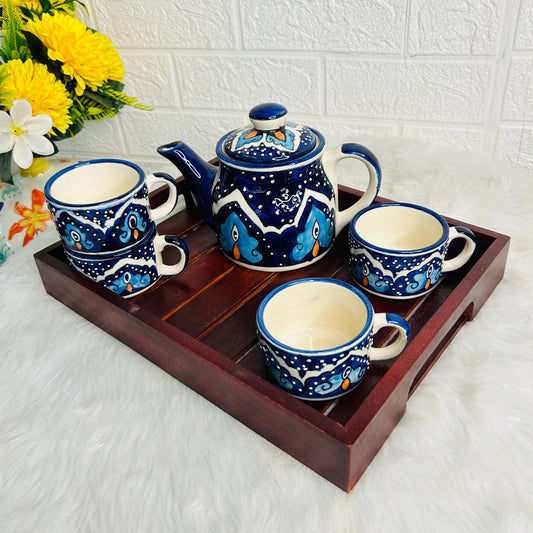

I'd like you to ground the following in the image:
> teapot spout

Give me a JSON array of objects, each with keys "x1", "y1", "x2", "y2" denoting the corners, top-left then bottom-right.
[{"x1": 157, "y1": 141, "x2": 217, "y2": 223}]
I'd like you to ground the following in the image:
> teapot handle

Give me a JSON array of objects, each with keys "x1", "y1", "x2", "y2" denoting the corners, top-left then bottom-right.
[{"x1": 323, "y1": 143, "x2": 381, "y2": 236}]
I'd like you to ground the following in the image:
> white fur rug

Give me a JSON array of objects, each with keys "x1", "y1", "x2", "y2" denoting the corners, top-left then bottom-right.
[{"x1": 1, "y1": 138, "x2": 532, "y2": 532}]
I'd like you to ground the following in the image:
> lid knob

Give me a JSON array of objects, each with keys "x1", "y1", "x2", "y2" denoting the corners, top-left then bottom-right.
[{"x1": 249, "y1": 103, "x2": 287, "y2": 131}]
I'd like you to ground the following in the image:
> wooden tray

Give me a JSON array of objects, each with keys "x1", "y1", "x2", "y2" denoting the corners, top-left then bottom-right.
[{"x1": 34, "y1": 180, "x2": 510, "y2": 492}]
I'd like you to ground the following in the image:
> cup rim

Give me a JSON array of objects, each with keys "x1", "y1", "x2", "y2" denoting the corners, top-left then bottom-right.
[
  {"x1": 44, "y1": 159, "x2": 145, "y2": 208},
  {"x1": 256, "y1": 277, "x2": 373, "y2": 356},
  {"x1": 350, "y1": 201, "x2": 449, "y2": 255}
]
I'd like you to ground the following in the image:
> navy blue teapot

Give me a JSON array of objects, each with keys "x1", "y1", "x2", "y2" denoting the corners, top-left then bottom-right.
[{"x1": 158, "y1": 103, "x2": 381, "y2": 271}]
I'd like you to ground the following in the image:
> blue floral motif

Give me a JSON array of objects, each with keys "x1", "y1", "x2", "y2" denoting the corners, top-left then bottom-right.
[
  {"x1": 292, "y1": 204, "x2": 333, "y2": 261},
  {"x1": 314, "y1": 356, "x2": 369, "y2": 396},
  {"x1": 265, "y1": 128, "x2": 296, "y2": 151},
  {"x1": 107, "y1": 271, "x2": 152, "y2": 295},
  {"x1": 63, "y1": 223, "x2": 95, "y2": 251},
  {"x1": 119, "y1": 212, "x2": 148, "y2": 244},
  {"x1": 349, "y1": 231, "x2": 447, "y2": 298},
  {"x1": 267, "y1": 362, "x2": 296, "y2": 392},
  {"x1": 233, "y1": 130, "x2": 263, "y2": 150},
  {"x1": 219, "y1": 212, "x2": 262, "y2": 264},
  {"x1": 260, "y1": 337, "x2": 370, "y2": 399},
  {"x1": 232, "y1": 126, "x2": 299, "y2": 153},
  {"x1": 405, "y1": 263, "x2": 441, "y2": 294},
  {"x1": 351, "y1": 262, "x2": 393, "y2": 294}
]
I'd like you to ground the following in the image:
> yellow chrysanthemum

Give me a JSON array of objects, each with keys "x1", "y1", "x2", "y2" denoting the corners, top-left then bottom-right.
[
  {"x1": 0, "y1": 59, "x2": 73, "y2": 134},
  {"x1": 25, "y1": 13, "x2": 125, "y2": 96}
]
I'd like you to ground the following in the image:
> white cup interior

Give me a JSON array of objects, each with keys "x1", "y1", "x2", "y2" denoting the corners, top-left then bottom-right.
[
  {"x1": 261, "y1": 281, "x2": 369, "y2": 351},
  {"x1": 355, "y1": 205, "x2": 445, "y2": 251},
  {"x1": 50, "y1": 162, "x2": 140, "y2": 204}
]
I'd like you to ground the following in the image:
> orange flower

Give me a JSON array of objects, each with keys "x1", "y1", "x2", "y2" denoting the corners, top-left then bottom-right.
[{"x1": 8, "y1": 188, "x2": 52, "y2": 246}]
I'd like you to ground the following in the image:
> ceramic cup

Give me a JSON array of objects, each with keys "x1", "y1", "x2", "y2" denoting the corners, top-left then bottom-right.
[
  {"x1": 44, "y1": 159, "x2": 180, "y2": 255},
  {"x1": 256, "y1": 278, "x2": 410, "y2": 400},
  {"x1": 64, "y1": 224, "x2": 189, "y2": 298},
  {"x1": 349, "y1": 202, "x2": 477, "y2": 299}
]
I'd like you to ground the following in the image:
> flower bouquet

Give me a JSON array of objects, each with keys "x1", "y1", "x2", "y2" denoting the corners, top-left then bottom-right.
[
  {"x1": 0, "y1": 0, "x2": 148, "y2": 183},
  {"x1": 0, "y1": 0, "x2": 148, "y2": 262}
]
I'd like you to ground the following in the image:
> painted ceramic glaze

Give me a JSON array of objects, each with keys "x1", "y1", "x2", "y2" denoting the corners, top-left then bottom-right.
[
  {"x1": 256, "y1": 278, "x2": 410, "y2": 400},
  {"x1": 349, "y1": 202, "x2": 477, "y2": 299},
  {"x1": 158, "y1": 103, "x2": 381, "y2": 271},
  {"x1": 65, "y1": 225, "x2": 188, "y2": 298},
  {"x1": 45, "y1": 159, "x2": 179, "y2": 255}
]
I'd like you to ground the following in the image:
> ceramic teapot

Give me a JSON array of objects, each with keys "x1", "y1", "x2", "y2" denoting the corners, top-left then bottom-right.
[{"x1": 158, "y1": 103, "x2": 381, "y2": 271}]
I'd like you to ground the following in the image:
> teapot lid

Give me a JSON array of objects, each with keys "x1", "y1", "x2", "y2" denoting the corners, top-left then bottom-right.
[{"x1": 219, "y1": 103, "x2": 321, "y2": 167}]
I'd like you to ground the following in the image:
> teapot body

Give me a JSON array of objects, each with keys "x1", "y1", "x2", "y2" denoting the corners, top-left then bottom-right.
[
  {"x1": 213, "y1": 146, "x2": 336, "y2": 271},
  {"x1": 158, "y1": 103, "x2": 381, "y2": 272}
]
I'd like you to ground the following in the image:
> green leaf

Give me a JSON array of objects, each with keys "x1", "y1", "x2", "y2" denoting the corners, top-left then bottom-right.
[
  {"x1": 96, "y1": 84, "x2": 153, "y2": 111},
  {"x1": 72, "y1": 1, "x2": 89, "y2": 16},
  {"x1": 52, "y1": 121, "x2": 84, "y2": 141},
  {"x1": 0, "y1": 68, "x2": 16, "y2": 107},
  {"x1": 0, "y1": 0, "x2": 28, "y2": 62},
  {"x1": 82, "y1": 90, "x2": 115, "y2": 109},
  {"x1": 39, "y1": 0, "x2": 53, "y2": 12},
  {"x1": 21, "y1": 31, "x2": 48, "y2": 64},
  {"x1": 19, "y1": 7, "x2": 34, "y2": 19},
  {"x1": 105, "y1": 79, "x2": 125, "y2": 93}
]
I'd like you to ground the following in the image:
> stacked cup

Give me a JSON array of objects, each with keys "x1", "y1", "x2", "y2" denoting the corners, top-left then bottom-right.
[{"x1": 44, "y1": 159, "x2": 188, "y2": 298}]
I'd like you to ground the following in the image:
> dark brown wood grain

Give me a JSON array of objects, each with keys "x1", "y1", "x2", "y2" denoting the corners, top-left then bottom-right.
[{"x1": 34, "y1": 180, "x2": 510, "y2": 492}]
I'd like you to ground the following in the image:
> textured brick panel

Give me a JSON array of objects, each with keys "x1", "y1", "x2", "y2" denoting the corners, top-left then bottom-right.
[
  {"x1": 309, "y1": 119, "x2": 399, "y2": 146},
  {"x1": 174, "y1": 55, "x2": 320, "y2": 113},
  {"x1": 240, "y1": 0, "x2": 406, "y2": 53},
  {"x1": 502, "y1": 57, "x2": 533, "y2": 120},
  {"x1": 95, "y1": 0, "x2": 238, "y2": 49},
  {"x1": 408, "y1": 0, "x2": 503, "y2": 55},
  {"x1": 401, "y1": 125, "x2": 483, "y2": 152},
  {"x1": 57, "y1": 119, "x2": 126, "y2": 155},
  {"x1": 326, "y1": 58, "x2": 493, "y2": 123},
  {"x1": 495, "y1": 125, "x2": 533, "y2": 170},
  {"x1": 514, "y1": 0, "x2": 533, "y2": 50},
  {"x1": 55, "y1": 1, "x2": 533, "y2": 173},
  {"x1": 119, "y1": 109, "x2": 243, "y2": 160},
  {"x1": 121, "y1": 53, "x2": 180, "y2": 108}
]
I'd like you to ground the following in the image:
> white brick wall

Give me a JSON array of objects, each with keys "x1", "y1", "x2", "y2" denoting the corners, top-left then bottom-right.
[{"x1": 59, "y1": 0, "x2": 533, "y2": 175}]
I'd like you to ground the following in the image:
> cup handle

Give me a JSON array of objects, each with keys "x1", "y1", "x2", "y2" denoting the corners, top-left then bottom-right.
[
  {"x1": 442, "y1": 226, "x2": 476, "y2": 273},
  {"x1": 146, "y1": 172, "x2": 179, "y2": 222},
  {"x1": 369, "y1": 313, "x2": 410, "y2": 361},
  {"x1": 322, "y1": 143, "x2": 381, "y2": 236},
  {"x1": 153, "y1": 234, "x2": 189, "y2": 276}
]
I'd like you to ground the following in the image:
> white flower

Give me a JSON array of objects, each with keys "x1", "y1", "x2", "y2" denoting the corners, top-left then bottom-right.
[{"x1": 0, "y1": 99, "x2": 54, "y2": 169}]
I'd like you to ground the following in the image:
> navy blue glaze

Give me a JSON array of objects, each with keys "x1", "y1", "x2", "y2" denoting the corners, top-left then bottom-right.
[{"x1": 249, "y1": 102, "x2": 288, "y2": 122}]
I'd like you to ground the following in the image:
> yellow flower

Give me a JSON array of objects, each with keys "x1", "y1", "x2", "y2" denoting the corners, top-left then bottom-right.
[
  {"x1": 20, "y1": 156, "x2": 51, "y2": 177},
  {"x1": 25, "y1": 13, "x2": 125, "y2": 96},
  {"x1": 5, "y1": 0, "x2": 75, "y2": 15},
  {"x1": 0, "y1": 59, "x2": 73, "y2": 135}
]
